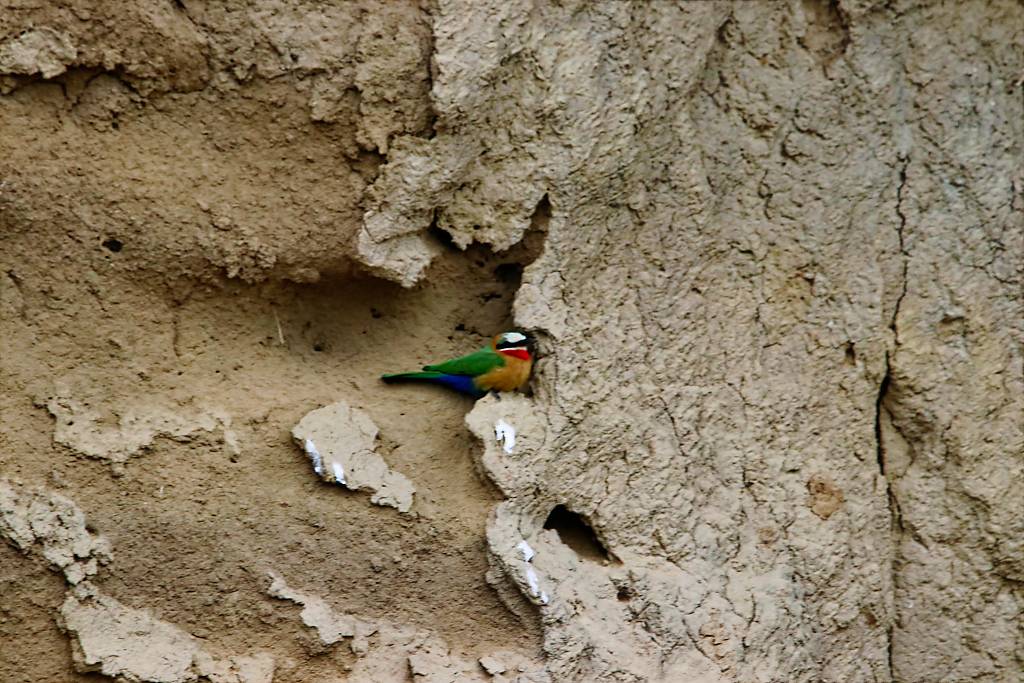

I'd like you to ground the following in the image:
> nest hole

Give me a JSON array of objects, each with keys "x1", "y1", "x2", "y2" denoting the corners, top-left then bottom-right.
[{"x1": 543, "y1": 505, "x2": 610, "y2": 562}]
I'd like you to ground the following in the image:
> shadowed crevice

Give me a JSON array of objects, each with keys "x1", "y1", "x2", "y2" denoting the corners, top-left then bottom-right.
[{"x1": 544, "y1": 505, "x2": 610, "y2": 563}]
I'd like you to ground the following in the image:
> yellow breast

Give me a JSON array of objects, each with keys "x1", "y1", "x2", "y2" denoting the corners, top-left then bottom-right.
[{"x1": 477, "y1": 356, "x2": 532, "y2": 392}]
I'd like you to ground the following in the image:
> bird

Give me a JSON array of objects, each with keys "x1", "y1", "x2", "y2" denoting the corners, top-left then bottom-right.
[{"x1": 381, "y1": 330, "x2": 536, "y2": 398}]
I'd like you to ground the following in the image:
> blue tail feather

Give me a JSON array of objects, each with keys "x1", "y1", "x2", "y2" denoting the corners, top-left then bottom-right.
[{"x1": 381, "y1": 371, "x2": 485, "y2": 398}]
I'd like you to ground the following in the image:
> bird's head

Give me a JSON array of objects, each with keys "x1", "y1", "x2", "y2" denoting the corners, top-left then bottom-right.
[{"x1": 492, "y1": 330, "x2": 536, "y2": 360}]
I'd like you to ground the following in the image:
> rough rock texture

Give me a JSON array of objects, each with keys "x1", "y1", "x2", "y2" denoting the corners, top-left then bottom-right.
[
  {"x1": 366, "y1": 1, "x2": 1023, "y2": 680},
  {"x1": 0, "y1": 478, "x2": 112, "y2": 585},
  {"x1": 62, "y1": 586, "x2": 222, "y2": 683},
  {"x1": 1, "y1": 1, "x2": 1021, "y2": 682},
  {"x1": 292, "y1": 400, "x2": 415, "y2": 513},
  {"x1": 0, "y1": 0, "x2": 433, "y2": 283},
  {"x1": 267, "y1": 570, "x2": 378, "y2": 653},
  {"x1": 46, "y1": 383, "x2": 239, "y2": 467},
  {"x1": 59, "y1": 585, "x2": 277, "y2": 683},
  {"x1": 267, "y1": 570, "x2": 547, "y2": 682},
  {"x1": 0, "y1": 480, "x2": 275, "y2": 683}
]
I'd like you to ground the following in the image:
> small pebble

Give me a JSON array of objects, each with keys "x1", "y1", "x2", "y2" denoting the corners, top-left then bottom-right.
[{"x1": 479, "y1": 656, "x2": 506, "y2": 675}]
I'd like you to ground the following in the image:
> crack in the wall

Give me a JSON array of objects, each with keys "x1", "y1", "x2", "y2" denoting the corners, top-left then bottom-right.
[
  {"x1": 877, "y1": 155, "x2": 912, "y2": 683},
  {"x1": 875, "y1": 359, "x2": 904, "y2": 683},
  {"x1": 874, "y1": 362, "x2": 891, "y2": 477},
  {"x1": 891, "y1": 158, "x2": 911, "y2": 331},
  {"x1": 887, "y1": 623, "x2": 896, "y2": 682}
]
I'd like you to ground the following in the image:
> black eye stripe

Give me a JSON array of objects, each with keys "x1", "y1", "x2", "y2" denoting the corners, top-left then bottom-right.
[{"x1": 495, "y1": 331, "x2": 535, "y2": 350}]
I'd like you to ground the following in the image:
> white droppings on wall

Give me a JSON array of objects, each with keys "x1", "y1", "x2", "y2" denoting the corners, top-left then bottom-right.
[
  {"x1": 524, "y1": 566, "x2": 549, "y2": 605},
  {"x1": 516, "y1": 539, "x2": 548, "y2": 605},
  {"x1": 293, "y1": 401, "x2": 415, "y2": 513},
  {"x1": 304, "y1": 438, "x2": 323, "y2": 475},
  {"x1": 494, "y1": 419, "x2": 516, "y2": 454}
]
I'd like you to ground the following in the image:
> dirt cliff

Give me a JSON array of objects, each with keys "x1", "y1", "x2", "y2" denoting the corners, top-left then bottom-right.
[{"x1": 1, "y1": 1, "x2": 1021, "y2": 682}]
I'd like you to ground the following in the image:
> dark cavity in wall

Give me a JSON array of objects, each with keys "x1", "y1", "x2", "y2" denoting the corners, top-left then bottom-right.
[
  {"x1": 798, "y1": 0, "x2": 850, "y2": 66},
  {"x1": 544, "y1": 505, "x2": 611, "y2": 563},
  {"x1": 428, "y1": 194, "x2": 551, "y2": 312},
  {"x1": 874, "y1": 362, "x2": 891, "y2": 476}
]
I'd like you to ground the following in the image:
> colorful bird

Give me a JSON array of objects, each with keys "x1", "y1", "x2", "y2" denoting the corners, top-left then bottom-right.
[{"x1": 381, "y1": 330, "x2": 536, "y2": 398}]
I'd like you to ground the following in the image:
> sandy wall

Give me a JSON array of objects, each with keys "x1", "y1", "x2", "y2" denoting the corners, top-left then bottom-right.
[{"x1": 1, "y1": 1, "x2": 1021, "y2": 681}]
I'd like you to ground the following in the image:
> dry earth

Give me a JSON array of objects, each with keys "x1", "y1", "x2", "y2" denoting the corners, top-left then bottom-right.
[{"x1": 1, "y1": 1, "x2": 1022, "y2": 682}]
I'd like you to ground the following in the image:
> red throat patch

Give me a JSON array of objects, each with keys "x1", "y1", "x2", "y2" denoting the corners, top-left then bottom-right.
[{"x1": 500, "y1": 348, "x2": 531, "y2": 361}]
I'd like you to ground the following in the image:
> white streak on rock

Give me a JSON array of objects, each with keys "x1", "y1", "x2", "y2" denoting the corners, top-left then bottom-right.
[
  {"x1": 524, "y1": 566, "x2": 541, "y2": 597},
  {"x1": 494, "y1": 419, "x2": 516, "y2": 454},
  {"x1": 304, "y1": 438, "x2": 323, "y2": 475},
  {"x1": 523, "y1": 566, "x2": 549, "y2": 606},
  {"x1": 293, "y1": 401, "x2": 414, "y2": 513},
  {"x1": 516, "y1": 539, "x2": 549, "y2": 605}
]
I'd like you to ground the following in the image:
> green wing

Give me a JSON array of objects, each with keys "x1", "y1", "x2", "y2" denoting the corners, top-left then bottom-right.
[{"x1": 424, "y1": 347, "x2": 504, "y2": 377}]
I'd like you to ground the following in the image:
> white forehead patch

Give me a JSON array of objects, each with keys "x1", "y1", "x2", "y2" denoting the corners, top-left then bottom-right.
[{"x1": 503, "y1": 332, "x2": 527, "y2": 343}]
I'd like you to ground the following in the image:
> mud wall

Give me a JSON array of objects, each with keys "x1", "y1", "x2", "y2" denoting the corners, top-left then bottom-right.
[{"x1": 1, "y1": 1, "x2": 1021, "y2": 682}]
